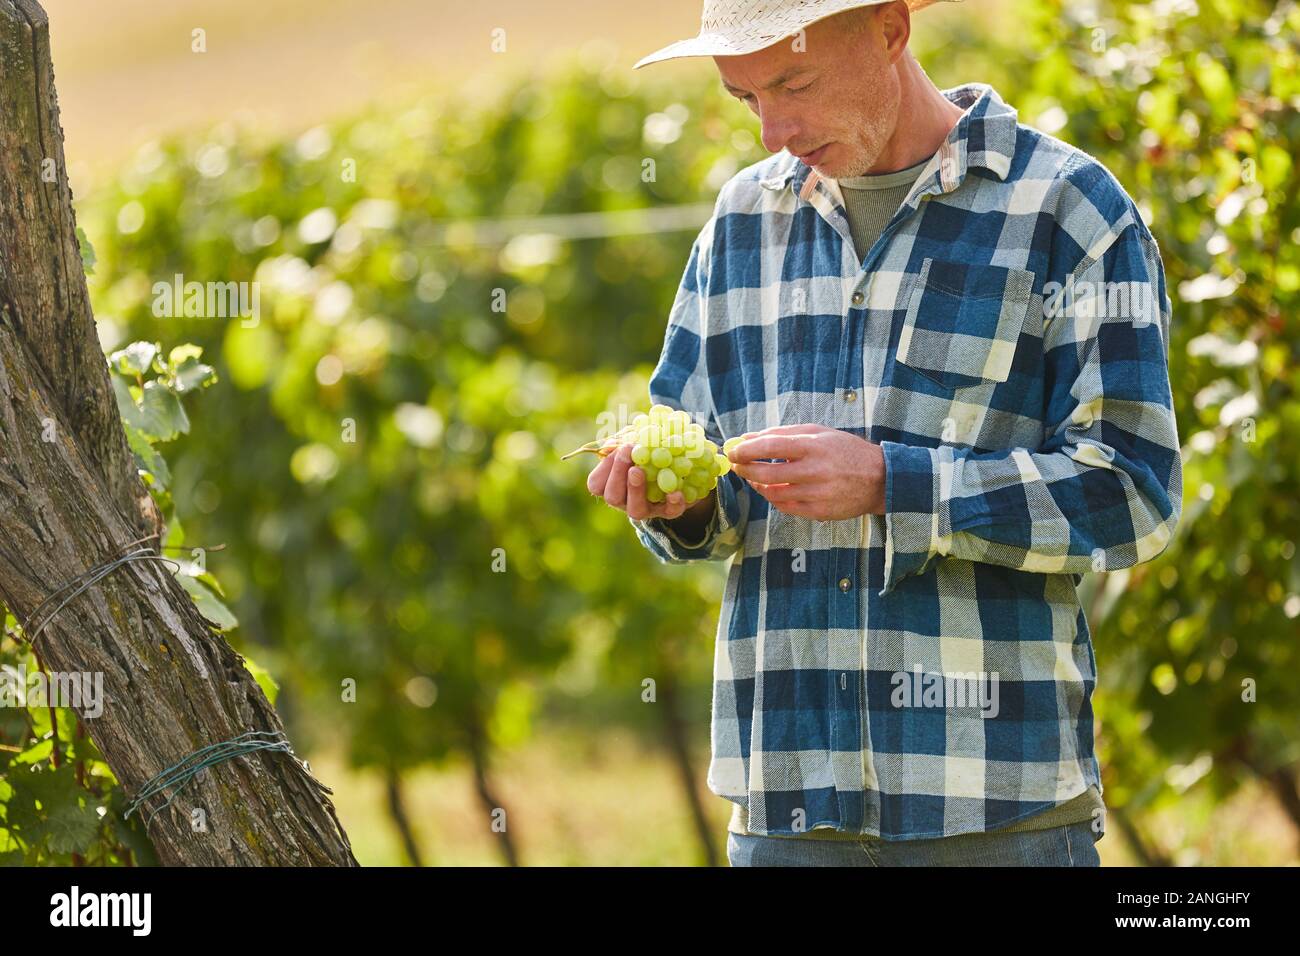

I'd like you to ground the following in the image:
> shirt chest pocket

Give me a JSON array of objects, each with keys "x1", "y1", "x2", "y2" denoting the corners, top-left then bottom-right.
[{"x1": 895, "y1": 258, "x2": 1037, "y2": 391}]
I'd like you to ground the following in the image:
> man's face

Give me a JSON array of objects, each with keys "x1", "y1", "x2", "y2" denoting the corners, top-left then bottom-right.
[{"x1": 713, "y1": 4, "x2": 903, "y2": 178}]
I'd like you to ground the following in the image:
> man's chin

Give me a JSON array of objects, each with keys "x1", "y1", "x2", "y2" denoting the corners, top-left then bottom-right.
[
  {"x1": 814, "y1": 159, "x2": 852, "y2": 178},
  {"x1": 812, "y1": 153, "x2": 863, "y2": 179}
]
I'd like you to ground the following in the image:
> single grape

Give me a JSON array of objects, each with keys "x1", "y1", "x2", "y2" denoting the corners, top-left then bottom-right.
[
  {"x1": 646, "y1": 485, "x2": 666, "y2": 504},
  {"x1": 631, "y1": 444, "x2": 651, "y2": 466},
  {"x1": 682, "y1": 486, "x2": 699, "y2": 504},
  {"x1": 633, "y1": 413, "x2": 649, "y2": 428},
  {"x1": 643, "y1": 464, "x2": 660, "y2": 483},
  {"x1": 716, "y1": 453, "x2": 731, "y2": 475},
  {"x1": 672, "y1": 456, "x2": 693, "y2": 477},
  {"x1": 657, "y1": 469, "x2": 679, "y2": 493},
  {"x1": 650, "y1": 446, "x2": 673, "y2": 469},
  {"x1": 665, "y1": 435, "x2": 685, "y2": 453},
  {"x1": 722, "y1": 436, "x2": 744, "y2": 456}
]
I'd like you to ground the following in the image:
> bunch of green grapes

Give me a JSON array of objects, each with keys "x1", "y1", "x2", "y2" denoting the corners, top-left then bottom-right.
[{"x1": 563, "y1": 404, "x2": 734, "y2": 504}]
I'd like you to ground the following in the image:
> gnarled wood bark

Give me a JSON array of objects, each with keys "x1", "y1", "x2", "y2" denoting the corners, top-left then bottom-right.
[{"x1": 0, "y1": 0, "x2": 356, "y2": 865}]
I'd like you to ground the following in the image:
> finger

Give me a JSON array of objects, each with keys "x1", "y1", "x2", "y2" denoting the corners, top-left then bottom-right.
[
  {"x1": 745, "y1": 480, "x2": 810, "y2": 504},
  {"x1": 626, "y1": 465, "x2": 650, "y2": 520},
  {"x1": 746, "y1": 423, "x2": 827, "y2": 436},
  {"x1": 587, "y1": 452, "x2": 616, "y2": 496},
  {"x1": 602, "y1": 444, "x2": 633, "y2": 508},
  {"x1": 658, "y1": 491, "x2": 687, "y2": 520},
  {"x1": 731, "y1": 458, "x2": 815, "y2": 484},
  {"x1": 771, "y1": 500, "x2": 822, "y2": 519},
  {"x1": 730, "y1": 434, "x2": 811, "y2": 464}
]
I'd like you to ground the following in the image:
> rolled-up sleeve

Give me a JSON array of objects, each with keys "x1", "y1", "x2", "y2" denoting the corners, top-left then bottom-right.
[{"x1": 631, "y1": 468, "x2": 748, "y2": 563}]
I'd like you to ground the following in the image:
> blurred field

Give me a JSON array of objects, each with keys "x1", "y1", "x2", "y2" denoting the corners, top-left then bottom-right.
[
  {"x1": 314, "y1": 724, "x2": 1299, "y2": 866},
  {"x1": 313, "y1": 722, "x2": 731, "y2": 867},
  {"x1": 45, "y1": 0, "x2": 997, "y2": 187},
  {"x1": 46, "y1": 0, "x2": 708, "y2": 178}
]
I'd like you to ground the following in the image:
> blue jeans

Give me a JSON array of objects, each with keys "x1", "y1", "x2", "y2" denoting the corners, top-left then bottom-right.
[{"x1": 727, "y1": 820, "x2": 1102, "y2": 866}]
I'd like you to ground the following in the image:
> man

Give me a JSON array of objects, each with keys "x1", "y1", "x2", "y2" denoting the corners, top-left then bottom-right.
[{"x1": 585, "y1": 0, "x2": 1182, "y2": 866}]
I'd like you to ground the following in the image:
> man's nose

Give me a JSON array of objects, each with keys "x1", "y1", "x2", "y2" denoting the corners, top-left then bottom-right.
[{"x1": 758, "y1": 105, "x2": 800, "y2": 155}]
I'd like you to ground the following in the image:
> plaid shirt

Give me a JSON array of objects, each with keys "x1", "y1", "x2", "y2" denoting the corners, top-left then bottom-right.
[{"x1": 629, "y1": 83, "x2": 1183, "y2": 840}]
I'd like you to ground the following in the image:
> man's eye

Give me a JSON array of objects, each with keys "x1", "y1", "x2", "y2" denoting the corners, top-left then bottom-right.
[{"x1": 786, "y1": 81, "x2": 814, "y2": 94}]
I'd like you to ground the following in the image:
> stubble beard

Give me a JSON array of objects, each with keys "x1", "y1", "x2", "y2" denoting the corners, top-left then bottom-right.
[{"x1": 829, "y1": 78, "x2": 901, "y2": 178}]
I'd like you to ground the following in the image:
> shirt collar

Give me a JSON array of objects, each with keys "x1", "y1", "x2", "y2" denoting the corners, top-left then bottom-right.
[{"x1": 758, "y1": 83, "x2": 1019, "y2": 198}]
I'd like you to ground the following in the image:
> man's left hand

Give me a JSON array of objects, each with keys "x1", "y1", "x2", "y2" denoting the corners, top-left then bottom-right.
[{"x1": 729, "y1": 424, "x2": 886, "y2": 520}]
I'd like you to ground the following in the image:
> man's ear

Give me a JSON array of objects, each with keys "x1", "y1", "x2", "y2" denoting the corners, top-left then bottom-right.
[{"x1": 876, "y1": 1, "x2": 912, "y2": 64}]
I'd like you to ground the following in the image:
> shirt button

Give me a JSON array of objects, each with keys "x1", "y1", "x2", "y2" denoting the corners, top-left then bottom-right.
[
  {"x1": 838, "y1": 577, "x2": 851, "y2": 592},
  {"x1": 844, "y1": 389, "x2": 857, "y2": 403},
  {"x1": 851, "y1": 291, "x2": 865, "y2": 306}
]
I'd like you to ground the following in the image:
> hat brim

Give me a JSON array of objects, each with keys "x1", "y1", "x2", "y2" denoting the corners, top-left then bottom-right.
[
  {"x1": 634, "y1": 34, "x2": 771, "y2": 69},
  {"x1": 633, "y1": 0, "x2": 956, "y2": 69}
]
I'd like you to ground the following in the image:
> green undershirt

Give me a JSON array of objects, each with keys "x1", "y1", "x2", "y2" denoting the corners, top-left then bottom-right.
[{"x1": 836, "y1": 155, "x2": 932, "y2": 265}]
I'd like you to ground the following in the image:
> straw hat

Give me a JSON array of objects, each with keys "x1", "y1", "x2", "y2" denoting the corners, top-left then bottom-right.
[{"x1": 634, "y1": 0, "x2": 962, "y2": 69}]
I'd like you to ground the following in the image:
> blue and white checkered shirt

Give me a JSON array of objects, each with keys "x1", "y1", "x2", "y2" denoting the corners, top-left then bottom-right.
[{"x1": 629, "y1": 83, "x2": 1183, "y2": 840}]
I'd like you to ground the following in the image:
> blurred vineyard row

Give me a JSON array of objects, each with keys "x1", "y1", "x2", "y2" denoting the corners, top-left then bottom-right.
[{"x1": 3, "y1": 0, "x2": 1297, "y2": 864}]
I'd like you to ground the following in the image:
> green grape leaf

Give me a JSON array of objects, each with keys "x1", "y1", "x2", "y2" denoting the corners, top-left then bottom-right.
[
  {"x1": 168, "y1": 343, "x2": 204, "y2": 365},
  {"x1": 13, "y1": 739, "x2": 52, "y2": 766},
  {"x1": 141, "y1": 379, "x2": 190, "y2": 438},
  {"x1": 122, "y1": 421, "x2": 171, "y2": 491},
  {"x1": 3, "y1": 764, "x2": 83, "y2": 855},
  {"x1": 39, "y1": 801, "x2": 102, "y2": 855},
  {"x1": 241, "y1": 653, "x2": 280, "y2": 707},
  {"x1": 111, "y1": 375, "x2": 144, "y2": 427},
  {"x1": 178, "y1": 574, "x2": 238, "y2": 631},
  {"x1": 109, "y1": 804, "x2": 158, "y2": 866},
  {"x1": 76, "y1": 226, "x2": 96, "y2": 276},
  {"x1": 109, "y1": 341, "x2": 159, "y2": 378},
  {"x1": 12, "y1": 763, "x2": 77, "y2": 802},
  {"x1": 197, "y1": 570, "x2": 227, "y2": 599},
  {"x1": 168, "y1": 344, "x2": 219, "y2": 393},
  {"x1": 113, "y1": 374, "x2": 187, "y2": 445},
  {"x1": 171, "y1": 355, "x2": 219, "y2": 394},
  {"x1": 112, "y1": 363, "x2": 192, "y2": 441},
  {"x1": 3, "y1": 795, "x2": 41, "y2": 835}
]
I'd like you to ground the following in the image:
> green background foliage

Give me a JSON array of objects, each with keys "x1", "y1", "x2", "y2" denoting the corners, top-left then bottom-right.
[{"x1": 2, "y1": 0, "x2": 1297, "y2": 865}]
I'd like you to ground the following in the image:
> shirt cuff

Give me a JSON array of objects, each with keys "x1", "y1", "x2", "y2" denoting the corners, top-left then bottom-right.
[
  {"x1": 651, "y1": 497, "x2": 719, "y2": 550},
  {"x1": 629, "y1": 470, "x2": 744, "y2": 562},
  {"x1": 879, "y1": 441, "x2": 950, "y2": 594}
]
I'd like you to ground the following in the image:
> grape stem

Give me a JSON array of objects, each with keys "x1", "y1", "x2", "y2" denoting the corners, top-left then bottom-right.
[
  {"x1": 560, "y1": 445, "x2": 609, "y2": 461},
  {"x1": 560, "y1": 425, "x2": 638, "y2": 461}
]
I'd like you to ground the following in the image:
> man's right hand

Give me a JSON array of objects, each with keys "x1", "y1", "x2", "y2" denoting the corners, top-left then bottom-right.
[{"x1": 587, "y1": 443, "x2": 716, "y2": 523}]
